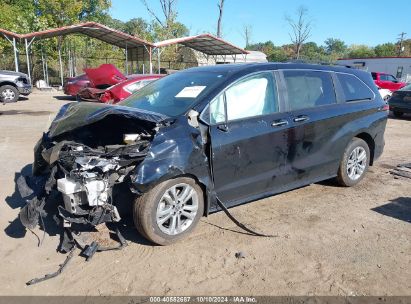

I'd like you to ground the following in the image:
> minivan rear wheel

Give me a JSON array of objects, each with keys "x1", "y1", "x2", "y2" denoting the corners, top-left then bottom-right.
[
  {"x1": 133, "y1": 177, "x2": 204, "y2": 245},
  {"x1": 336, "y1": 138, "x2": 370, "y2": 187}
]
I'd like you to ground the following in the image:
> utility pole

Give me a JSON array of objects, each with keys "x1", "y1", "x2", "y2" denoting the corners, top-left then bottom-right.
[{"x1": 397, "y1": 32, "x2": 406, "y2": 56}]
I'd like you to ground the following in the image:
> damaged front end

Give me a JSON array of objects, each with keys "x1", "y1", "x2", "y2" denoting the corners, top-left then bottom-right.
[{"x1": 19, "y1": 101, "x2": 166, "y2": 235}]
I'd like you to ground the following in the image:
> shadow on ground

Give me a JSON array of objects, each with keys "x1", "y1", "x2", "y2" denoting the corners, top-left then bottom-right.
[
  {"x1": 4, "y1": 164, "x2": 153, "y2": 246},
  {"x1": 372, "y1": 197, "x2": 411, "y2": 223},
  {"x1": 54, "y1": 95, "x2": 76, "y2": 101},
  {"x1": 0, "y1": 110, "x2": 53, "y2": 116}
]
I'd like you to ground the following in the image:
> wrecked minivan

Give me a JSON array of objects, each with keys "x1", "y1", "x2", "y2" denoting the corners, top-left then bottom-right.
[{"x1": 20, "y1": 63, "x2": 388, "y2": 246}]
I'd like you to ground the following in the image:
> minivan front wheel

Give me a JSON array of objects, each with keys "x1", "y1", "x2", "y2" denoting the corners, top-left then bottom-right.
[
  {"x1": 337, "y1": 138, "x2": 370, "y2": 187},
  {"x1": 133, "y1": 177, "x2": 204, "y2": 245}
]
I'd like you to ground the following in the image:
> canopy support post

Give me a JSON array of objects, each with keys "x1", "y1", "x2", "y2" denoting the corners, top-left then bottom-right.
[
  {"x1": 3, "y1": 35, "x2": 20, "y2": 72},
  {"x1": 149, "y1": 47, "x2": 153, "y2": 74},
  {"x1": 125, "y1": 42, "x2": 129, "y2": 75},
  {"x1": 58, "y1": 39, "x2": 64, "y2": 88},
  {"x1": 25, "y1": 38, "x2": 34, "y2": 84}
]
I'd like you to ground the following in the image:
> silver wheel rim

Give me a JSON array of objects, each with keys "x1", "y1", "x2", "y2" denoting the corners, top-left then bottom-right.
[
  {"x1": 1, "y1": 89, "x2": 15, "y2": 101},
  {"x1": 347, "y1": 146, "x2": 367, "y2": 181},
  {"x1": 156, "y1": 183, "x2": 199, "y2": 236}
]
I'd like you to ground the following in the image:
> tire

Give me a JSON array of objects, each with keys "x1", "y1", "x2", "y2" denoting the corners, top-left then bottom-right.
[
  {"x1": 0, "y1": 85, "x2": 19, "y2": 103},
  {"x1": 336, "y1": 138, "x2": 370, "y2": 187},
  {"x1": 133, "y1": 177, "x2": 204, "y2": 245},
  {"x1": 393, "y1": 111, "x2": 404, "y2": 118}
]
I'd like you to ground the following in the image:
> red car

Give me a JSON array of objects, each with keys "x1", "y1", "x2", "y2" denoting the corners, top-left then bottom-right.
[
  {"x1": 99, "y1": 74, "x2": 163, "y2": 104},
  {"x1": 63, "y1": 64, "x2": 126, "y2": 97},
  {"x1": 371, "y1": 72, "x2": 407, "y2": 91},
  {"x1": 78, "y1": 74, "x2": 163, "y2": 103},
  {"x1": 63, "y1": 74, "x2": 90, "y2": 97}
]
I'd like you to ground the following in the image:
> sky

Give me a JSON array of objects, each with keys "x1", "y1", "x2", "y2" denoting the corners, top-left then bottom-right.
[{"x1": 111, "y1": 0, "x2": 411, "y2": 48}]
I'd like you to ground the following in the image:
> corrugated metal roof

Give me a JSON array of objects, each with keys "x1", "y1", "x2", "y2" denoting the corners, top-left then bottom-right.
[
  {"x1": 154, "y1": 34, "x2": 248, "y2": 55},
  {"x1": 0, "y1": 23, "x2": 247, "y2": 60}
]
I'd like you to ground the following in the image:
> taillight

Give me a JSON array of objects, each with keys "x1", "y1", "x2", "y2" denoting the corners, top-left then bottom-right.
[
  {"x1": 382, "y1": 105, "x2": 389, "y2": 111},
  {"x1": 99, "y1": 91, "x2": 112, "y2": 103}
]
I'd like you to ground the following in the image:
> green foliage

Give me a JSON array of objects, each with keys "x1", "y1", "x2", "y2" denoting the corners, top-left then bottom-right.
[
  {"x1": 347, "y1": 44, "x2": 376, "y2": 58},
  {"x1": 374, "y1": 43, "x2": 397, "y2": 57},
  {"x1": 324, "y1": 38, "x2": 347, "y2": 55}
]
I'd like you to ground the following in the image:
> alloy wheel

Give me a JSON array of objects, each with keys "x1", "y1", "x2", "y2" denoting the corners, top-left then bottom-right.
[
  {"x1": 346, "y1": 146, "x2": 367, "y2": 181},
  {"x1": 156, "y1": 183, "x2": 199, "y2": 235}
]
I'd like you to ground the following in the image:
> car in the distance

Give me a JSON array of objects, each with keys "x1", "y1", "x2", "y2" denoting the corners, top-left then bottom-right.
[
  {"x1": 372, "y1": 72, "x2": 406, "y2": 91},
  {"x1": 0, "y1": 70, "x2": 32, "y2": 103},
  {"x1": 99, "y1": 74, "x2": 164, "y2": 104},
  {"x1": 63, "y1": 64, "x2": 126, "y2": 98},
  {"x1": 377, "y1": 86, "x2": 392, "y2": 102},
  {"x1": 63, "y1": 74, "x2": 90, "y2": 97},
  {"x1": 388, "y1": 83, "x2": 411, "y2": 117},
  {"x1": 23, "y1": 63, "x2": 388, "y2": 246}
]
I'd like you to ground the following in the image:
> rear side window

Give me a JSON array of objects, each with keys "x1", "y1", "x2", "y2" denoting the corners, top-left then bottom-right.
[
  {"x1": 337, "y1": 73, "x2": 374, "y2": 102},
  {"x1": 283, "y1": 70, "x2": 336, "y2": 110},
  {"x1": 371, "y1": 72, "x2": 377, "y2": 80}
]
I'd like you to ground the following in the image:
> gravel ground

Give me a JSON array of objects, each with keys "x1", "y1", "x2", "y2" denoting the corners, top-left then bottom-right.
[{"x1": 0, "y1": 91, "x2": 410, "y2": 296}]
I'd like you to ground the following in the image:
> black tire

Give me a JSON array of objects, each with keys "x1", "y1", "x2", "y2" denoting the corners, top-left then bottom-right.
[
  {"x1": 393, "y1": 111, "x2": 404, "y2": 118},
  {"x1": 133, "y1": 177, "x2": 204, "y2": 245},
  {"x1": 0, "y1": 85, "x2": 19, "y2": 103},
  {"x1": 336, "y1": 138, "x2": 370, "y2": 187}
]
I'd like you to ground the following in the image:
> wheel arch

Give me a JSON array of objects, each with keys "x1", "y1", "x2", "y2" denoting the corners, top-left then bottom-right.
[
  {"x1": 354, "y1": 132, "x2": 375, "y2": 165},
  {"x1": 0, "y1": 81, "x2": 18, "y2": 88}
]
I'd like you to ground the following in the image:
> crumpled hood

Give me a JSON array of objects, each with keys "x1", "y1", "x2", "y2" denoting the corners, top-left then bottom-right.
[
  {"x1": 48, "y1": 102, "x2": 169, "y2": 138},
  {"x1": 84, "y1": 64, "x2": 126, "y2": 87}
]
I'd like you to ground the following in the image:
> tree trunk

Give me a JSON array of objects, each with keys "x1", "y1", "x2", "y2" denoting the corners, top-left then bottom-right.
[{"x1": 217, "y1": 0, "x2": 225, "y2": 38}]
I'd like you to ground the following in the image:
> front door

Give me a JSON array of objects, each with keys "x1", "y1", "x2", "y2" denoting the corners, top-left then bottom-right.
[{"x1": 207, "y1": 71, "x2": 293, "y2": 206}]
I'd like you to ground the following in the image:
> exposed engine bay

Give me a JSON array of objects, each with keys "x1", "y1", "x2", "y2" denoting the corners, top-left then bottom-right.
[{"x1": 20, "y1": 134, "x2": 152, "y2": 230}]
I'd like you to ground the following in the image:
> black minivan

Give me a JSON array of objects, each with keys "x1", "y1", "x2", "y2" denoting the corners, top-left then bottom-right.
[{"x1": 24, "y1": 63, "x2": 388, "y2": 245}]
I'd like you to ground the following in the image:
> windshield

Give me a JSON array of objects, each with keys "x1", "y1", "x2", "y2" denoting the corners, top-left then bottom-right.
[{"x1": 119, "y1": 70, "x2": 228, "y2": 117}]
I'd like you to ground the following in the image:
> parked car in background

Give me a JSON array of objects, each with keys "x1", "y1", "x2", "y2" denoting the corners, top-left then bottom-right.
[
  {"x1": 372, "y1": 72, "x2": 406, "y2": 91},
  {"x1": 25, "y1": 63, "x2": 388, "y2": 246},
  {"x1": 78, "y1": 74, "x2": 163, "y2": 103},
  {"x1": 388, "y1": 83, "x2": 411, "y2": 117},
  {"x1": 63, "y1": 74, "x2": 90, "y2": 97},
  {"x1": 0, "y1": 70, "x2": 31, "y2": 103},
  {"x1": 63, "y1": 64, "x2": 126, "y2": 98},
  {"x1": 99, "y1": 74, "x2": 164, "y2": 103},
  {"x1": 377, "y1": 86, "x2": 392, "y2": 102}
]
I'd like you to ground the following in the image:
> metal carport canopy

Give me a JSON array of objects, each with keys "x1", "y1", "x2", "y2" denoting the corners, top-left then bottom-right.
[
  {"x1": 20, "y1": 22, "x2": 155, "y2": 60},
  {"x1": 154, "y1": 33, "x2": 249, "y2": 56}
]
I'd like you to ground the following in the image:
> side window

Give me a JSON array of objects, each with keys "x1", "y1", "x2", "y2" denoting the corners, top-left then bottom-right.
[
  {"x1": 371, "y1": 72, "x2": 377, "y2": 80},
  {"x1": 387, "y1": 75, "x2": 397, "y2": 82},
  {"x1": 209, "y1": 72, "x2": 278, "y2": 124},
  {"x1": 283, "y1": 70, "x2": 336, "y2": 110},
  {"x1": 336, "y1": 73, "x2": 374, "y2": 102},
  {"x1": 380, "y1": 74, "x2": 388, "y2": 81}
]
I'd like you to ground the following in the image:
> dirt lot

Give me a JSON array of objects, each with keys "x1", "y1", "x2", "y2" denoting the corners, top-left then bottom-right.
[{"x1": 0, "y1": 91, "x2": 410, "y2": 296}]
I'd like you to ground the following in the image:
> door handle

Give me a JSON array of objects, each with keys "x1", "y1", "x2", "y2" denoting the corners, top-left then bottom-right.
[
  {"x1": 293, "y1": 115, "x2": 309, "y2": 123},
  {"x1": 271, "y1": 119, "x2": 289, "y2": 127}
]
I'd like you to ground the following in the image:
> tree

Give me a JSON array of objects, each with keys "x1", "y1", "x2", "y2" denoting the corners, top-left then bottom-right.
[
  {"x1": 216, "y1": 0, "x2": 225, "y2": 38},
  {"x1": 124, "y1": 18, "x2": 152, "y2": 40},
  {"x1": 286, "y1": 6, "x2": 312, "y2": 59},
  {"x1": 241, "y1": 24, "x2": 252, "y2": 48},
  {"x1": 347, "y1": 44, "x2": 376, "y2": 58},
  {"x1": 246, "y1": 41, "x2": 275, "y2": 55},
  {"x1": 374, "y1": 43, "x2": 397, "y2": 57},
  {"x1": 324, "y1": 38, "x2": 347, "y2": 55},
  {"x1": 141, "y1": 0, "x2": 177, "y2": 30}
]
